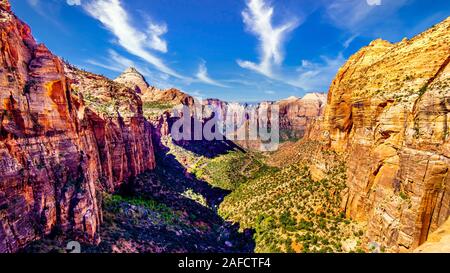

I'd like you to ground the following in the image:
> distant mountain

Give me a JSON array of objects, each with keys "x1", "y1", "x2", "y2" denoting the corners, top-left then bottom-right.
[
  {"x1": 2, "y1": 0, "x2": 448, "y2": 254},
  {"x1": 112, "y1": 65, "x2": 327, "y2": 143},
  {"x1": 114, "y1": 67, "x2": 149, "y2": 94}
]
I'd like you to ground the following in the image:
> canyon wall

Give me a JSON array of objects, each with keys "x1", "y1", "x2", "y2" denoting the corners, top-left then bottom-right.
[
  {"x1": 0, "y1": 2, "x2": 155, "y2": 252},
  {"x1": 202, "y1": 94, "x2": 326, "y2": 145},
  {"x1": 320, "y1": 17, "x2": 450, "y2": 252},
  {"x1": 115, "y1": 66, "x2": 327, "y2": 148},
  {"x1": 277, "y1": 93, "x2": 326, "y2": 140},
  {"x1": 414, "y1": 217, "x2": 450, "y2": 253}
]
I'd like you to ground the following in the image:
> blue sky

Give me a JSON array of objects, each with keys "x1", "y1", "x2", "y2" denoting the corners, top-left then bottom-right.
[{"x1": 10, "y1": 0, "x2": 450, "y2": 102}]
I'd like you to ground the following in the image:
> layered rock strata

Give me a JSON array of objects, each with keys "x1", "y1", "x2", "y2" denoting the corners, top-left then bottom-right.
[
  {"x1": 0, "y1": 2, "x2": 156, "y2": 252},
  {"x1": 319, "y1": 17, "x2": 450, "y2": 252}
]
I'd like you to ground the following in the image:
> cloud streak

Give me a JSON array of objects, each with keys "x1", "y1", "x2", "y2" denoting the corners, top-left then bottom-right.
[
  {"x1": 289, "y1": 54, "x2": 346, "y2": 91},
  {"x1": 236, "y1": 0, "x2": 342, "y2": 92},
  {"x1": 237, "y1": 0, "x2": 299, "y2": 77},
  {"x1": 324, "y1": 0, "x2": 407, "y2": 34},
  {"x1": 68, "y1": 0, "x2": 185, "y2": 79},
  {"x1": 195, "y1": 61, "x2": 229, "y2": 88},
  {"x1": 66, "y1": 0, "x2": 81, "y2": 5},
  {"x1": 86, "y1": 50, "x2": 175, "y2": 90},
  {"x1": 147, "y1": 23, "x2": 168, "y2": 53}
]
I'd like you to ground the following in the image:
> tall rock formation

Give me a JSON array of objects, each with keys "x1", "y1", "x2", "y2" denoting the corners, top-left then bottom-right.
[
  {"x1": 277, "y1": 93, "x2": 326, "y2": 140},
  {"x1": 202, "y1": 94, "x2": 326, "y2": 143},
  {"x1": 114, "y1": 67, "x2": 149, "y2": 94},
  {"x1": 0, "y1": 1, "x2": 156, "y2": 252},
  {"x1": 320, "y1": 17, "x2": 450, "y2": 252}
]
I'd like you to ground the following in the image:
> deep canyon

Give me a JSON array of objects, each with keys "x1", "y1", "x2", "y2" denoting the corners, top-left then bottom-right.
[{"x1": 0, "y1": 0, "x2": 449, "y2": 253}]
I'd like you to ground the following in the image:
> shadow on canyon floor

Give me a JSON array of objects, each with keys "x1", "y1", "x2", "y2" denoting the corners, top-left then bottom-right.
[
  {"x1": 22, "y1": 135, "x2": 255, "y2": 253},
  {"x1": 168, "y1": 116, "x2": 247, "y2": 158},
  {"x1": 173, "y1": 139, "x2": 246, "y2": 159},
  {"x1": 90, "y1": 138, "x2": 255, "y2": 253}
]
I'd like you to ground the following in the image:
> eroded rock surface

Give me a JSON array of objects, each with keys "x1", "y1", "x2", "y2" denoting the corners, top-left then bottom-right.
[
  {"x1": 319, "y1": 17, "x2": 450, "y2": 252},
  {"x1": 414, "y1": 218, "x2": 450, "y2": 253},
  {"x1": 114, "y1": 67, "x2": 149, "y2": 94},
  {"x1": 0, "y1": 2, "x2": 156, "y2": 252},
  {"x1": 277, "y1": 93, "x2": 326, "y2": 140}
]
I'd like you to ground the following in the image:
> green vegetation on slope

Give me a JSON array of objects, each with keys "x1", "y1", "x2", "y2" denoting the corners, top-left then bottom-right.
[
  {"x1": 219, "y1": 147, "x2": 365, "y2": 253},
  {"x1": 142, "y1": 101, "x2": 176, "y2": 118},
  {"x1": 279, "y1": 129, "x2": 302, "y2": 143},
  {"x1": 103, "y1": 194, "x2": 179, "y2": 225},
  {"x1": 190, "y1": 151, "x2": 277, "y2": 191},
  {"x1": 158, "y1": 135, "x2": 275, "y2": 191},
  {"x1": 160, "y1": 135, "x2": 365, "y2": 253}
]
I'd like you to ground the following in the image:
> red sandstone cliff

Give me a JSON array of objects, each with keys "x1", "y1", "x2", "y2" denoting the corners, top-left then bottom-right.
[
  {"x1": 317, "y1": 17, "x2": 450, "y2": 252},
  {"x1": 277, "y1": 93, "x2": 326, "y2": 139},
  {"x1": 114, "y1": 67, "x2": 194, "y2": 108},
  {"x1": 0, "y1": 2, "x2": 156, "y2": 252},
  {"x1": 113, "y1": 66, "x2": 326, "y2": 146},
  {"x1": 202, "y1": 94, "x2": 326, "y2": 143}
]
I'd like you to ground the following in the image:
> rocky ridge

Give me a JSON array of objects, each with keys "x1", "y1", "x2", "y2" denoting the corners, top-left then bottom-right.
[
  {"x1": 201, "y1": 93, "x2": 326, "y2": 146},
  {"x1": 312, "y1": 17, "x2": 450, "y2": 252},
  {"x1": 114, "y1": 66, "x2": 327, "y2": 146},
  {"x1": 114, "y1": 67, "x2": 149, "y2": 94}
]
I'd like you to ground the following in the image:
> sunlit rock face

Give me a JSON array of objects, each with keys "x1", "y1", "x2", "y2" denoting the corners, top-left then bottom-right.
[
  {"x1": 320, "y1": 17, "x2": 450, "y2": 252},
  {"x1": 114, "y1": 67, "x2": 150, "y2": 94},
  {"x1": 414, "y1": 218, "x2": 450, "y2": 253},
  {"x1": 202, "y1": 94, "x2": 326, "y2": 143},
  {"x1": 0, "y1": 2, "x2": 156, "y2": 252},
  {"x1": 277, "y1": 93, "x2": 327, "y2": 140}
]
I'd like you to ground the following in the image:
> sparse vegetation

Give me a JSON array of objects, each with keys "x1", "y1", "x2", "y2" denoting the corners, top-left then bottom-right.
[
  {"x1": 191, "y1": 151, "x2": 277, "y2": 191},
  {"x1": 143, "y1": 101, "x2": 175, "y2": 111},
  {"x1": 219, "y1": 142, "x2": 364, "y2": 253},
  {"x1": 182, "y1": 188, "x2": 209, "y2": 207},
  {"x1": 418, "y1": 84, "x2": 428, "y2": 97},
  {"x1": 399, "y1": 191, "x2": 410, "y2": 201},
  {"x1": 103, "y1": 194, "x2": 178, "y2": 224}
]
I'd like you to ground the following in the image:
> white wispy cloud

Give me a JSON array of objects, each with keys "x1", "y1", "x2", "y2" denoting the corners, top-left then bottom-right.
[
  {"x1": 68, "y1": 0, "x2": 185, "y2": 79},
  {"x1": 288, "y1": 53, "x2": 346, "y2": 91},
  {"x1": 28, "y1": 0, "x2": 39, "y2": 6},
  {"x1": 86, "y1": 49, "x2": 174, "y2": 89},
  {"x1": 66, "y1": 0, "x2": 81, "y2": 5},
  {"x1": 367, "y1": 0, "x2": 382, "y2": 6},
  {"x1": 324, "y1": 0, "x2": 407, "y2": 33},
  {"x1": 86, "y1": 50, "x2": 133, "y2": 72},
  {"x1": 147, "y1": 23, "x2": 168, "y2": 53},
  {"x1": 237, "y1": 0, "x2": 299, "y2": 77},
  {"x1": 188, "y1": 90, "x2": 206, "y2": 99},
  {"x1": 69, "y1": 0, "x2": 227, "y2": 89},
  {"x1": 233, "y1": 0, "x2": 411, "y2": 92},
  {"x1": 343, "y1": 34, "x2": 359, "y2": 48},
  {"x1": 195, "y1": 61, "x2": 228, "y2": 88}
]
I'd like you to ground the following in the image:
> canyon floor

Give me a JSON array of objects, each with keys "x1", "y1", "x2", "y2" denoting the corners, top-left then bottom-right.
[
  {"x1": 23, "y1": 136, "x2": 255, "y2": 253},
  {"x1": 22, "y1": 136, "x2": 365, "y2": 253},
  {"x1": 2, "y1": 1, "x2": 449, "y2": 254}
]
